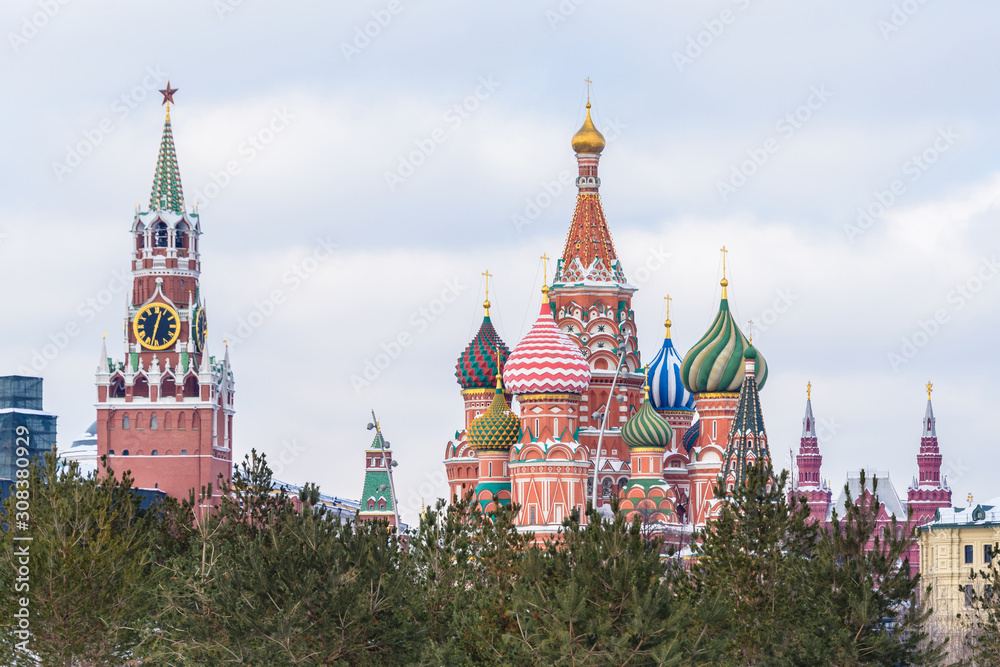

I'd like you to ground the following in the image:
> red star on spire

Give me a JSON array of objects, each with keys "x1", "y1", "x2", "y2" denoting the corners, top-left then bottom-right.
[{"x1": 159, "y1": 81, "x2": 178, "y2": 106}]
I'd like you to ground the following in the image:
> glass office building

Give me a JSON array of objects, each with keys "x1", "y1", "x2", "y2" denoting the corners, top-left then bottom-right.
[{"x1": 0, "y1": 376, "x2": 57, "y2": 482}]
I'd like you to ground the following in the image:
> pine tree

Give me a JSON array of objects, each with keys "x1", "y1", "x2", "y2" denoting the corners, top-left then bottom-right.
[
  {"x1": 143, "y1": 450, "x2": 418, "y2": 665},
  {"x1": 692, "y1": 462, "x2": 831, "y2": 665},
  {"x1": 815, "y1": 470, "x2": 945, "y2": 665},
  {"x1": 505, "y1": 502, "x2": 724, "y2": 665},
  {"x1": 0, "y1": 453, "x2": 163, "y2": 666}
]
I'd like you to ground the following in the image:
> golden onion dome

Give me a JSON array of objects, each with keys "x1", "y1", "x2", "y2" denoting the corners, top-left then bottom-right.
[{"x1": 571, "y1": 102, "x2": 606, "y2": 154}]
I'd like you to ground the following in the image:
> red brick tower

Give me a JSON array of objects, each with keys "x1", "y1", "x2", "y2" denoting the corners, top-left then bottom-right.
[
  {"x1": 789, "y1": 382, "x2": 832, "y2": 523},
  {"x1": 549, "y1": 96, "x2": 642, "y2": 506},
  {"x1": 95, "y1": 87, "x2": 234, "y2": 515},
  {"x1": 906, "y1": 382, "x2": 951, "y2": 524}
]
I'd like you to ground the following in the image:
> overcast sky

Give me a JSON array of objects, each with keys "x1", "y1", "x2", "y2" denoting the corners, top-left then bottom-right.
[{"x1": 3, "y1": 0, "x2": 999, "y2": 524}]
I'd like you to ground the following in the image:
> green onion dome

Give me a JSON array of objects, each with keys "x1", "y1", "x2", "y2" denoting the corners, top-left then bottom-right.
[
  {"x1": 467, "y1": 385, "x2": 520, "y2": 453},
  {"x1": 622, "y1": 395, "x2": 674, "y2": 451},
  {"x1": 680, "y1": 291, "x2": 767, "y2": 393},
  {"x1": 456, "y1": 310, "x2": 510, "y2": 390}
]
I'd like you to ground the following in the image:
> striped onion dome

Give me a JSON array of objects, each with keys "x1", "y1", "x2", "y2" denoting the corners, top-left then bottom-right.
[
  {"x1": 503, "y1": 300, "x2": 591, "y2": 395},
  {"x1": 680, "y1": 293, "x2": 767, "y2": 393},
  {"x1": 622, "y1": 395, "x2": 674, "y2": 451},
  {"x1": 468, "y1": 384, "x2": 520, "y2": 452},
  {"x1": 648, "y1": 320, "x2": 695, "y2": 412},
  {"x1": 456, "y1": 312, "x2": 510, "y2": 390}
]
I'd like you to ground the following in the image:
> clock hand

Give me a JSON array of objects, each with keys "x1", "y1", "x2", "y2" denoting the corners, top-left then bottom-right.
[{"x1": 153, "y1": 310, "x2": 163, "y2": 340}]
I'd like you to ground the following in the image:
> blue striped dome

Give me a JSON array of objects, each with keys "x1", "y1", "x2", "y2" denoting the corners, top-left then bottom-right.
[{"x1": 648, "y1": 325, "x2": 695, "y2": 412}]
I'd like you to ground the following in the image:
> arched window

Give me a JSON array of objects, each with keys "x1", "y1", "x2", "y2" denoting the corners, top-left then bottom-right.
[
  {"x1": 175, "y1": 222, "x2": 189, "y2": 250},
  {"x1": 178, "y1": 412, "x2": 187, "y2": 429},
  {"x1": 553, "y1": 418, "x2": 559, "y2": 439},
  {"x1": 602, "y1": 478, "x2": 612, "y2": 498},
  {"x1": 529, "y1": 506, "x2": 536, "y2": 524},
  {"x1": 122, "y1": 415, "x2": 130, "y2": 430},
  {"x1": 192, "y1": 413, "x2": 201, "y2": 430},
  {"x1": 379, "y1": 499, "x2": 386, "y2": 510},
  {"x1": 368, "y1": 499, "x2": 375, "y2": 510},
  {"x1": 164, "y1": 413, "x2": 173, "y2": 429},
  {"x1": 153, "y1": 222, "x2": 168, "y2": 248},
  {"x1": 135, "y1": 412, "x2": 144, "y2": 429},
  {"x1": 162, "y1": 375, "x2": 176, "y2": 399},
  {"x1": 638, "y1": 459, "x2": 643, "y2": 473},
  {"x1": 151, "y1": 450, "x2": 158, "y2": 456},
  {"x1": 133, "y1": 376, "x2": 149, "y2": 398},
  {"x1": 184, "y1": 375, "x2": 199, "y2": 398},
  {"x1": 135, "y1": 223, "x2": 145, "y2": 251},
  {"x1": 180, "y1": 449, "x2": 187, "y2": 455},
  {"x1": 712, "y1": 420, "x2": 717, "y2": 440},
  {"x1": 110, "y1": 375, "x2": 126, "y2": 398},
  {"x1": 150, "y1": 414, "x2": 158, "y2": 430},
  {"x1": 122, "y1": 449, "x2": 130, "y2": 456}
]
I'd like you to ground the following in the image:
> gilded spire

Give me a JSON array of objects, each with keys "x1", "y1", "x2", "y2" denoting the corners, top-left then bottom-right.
[
  {"x1": 664, "y1": 295, "x2": 672, "y2": 338},
  {"x1": 482, "y1": 269, "x2": 493, "y2": 318},
  {"x1": 643, "y1": 364, "x2": 650, "y2": 401},
  {"x1": 720, "y1": 245, "x2": 729, "y2": 299},
  {"x1": 540, "y1": 253, "x2": 550, "y2": 304},
  {"x1": 926, "y1": 380, "x2": 933, "y2": 400},
  {"x1": 807, "y1": 381, "x2": 812, "y2": 401},
  {"x1": 150, "y1": 86, "x2": 185, "y2": 214}
]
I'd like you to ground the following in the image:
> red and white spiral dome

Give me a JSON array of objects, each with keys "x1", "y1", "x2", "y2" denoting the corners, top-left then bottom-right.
[{"x1": 502, "y1": 302, "x2": 591, "y2": 395}]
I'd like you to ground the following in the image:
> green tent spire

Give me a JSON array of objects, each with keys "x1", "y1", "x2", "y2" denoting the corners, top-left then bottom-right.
[{"x1": 149, "y1": 105, "x2": 185, "y2": 214}]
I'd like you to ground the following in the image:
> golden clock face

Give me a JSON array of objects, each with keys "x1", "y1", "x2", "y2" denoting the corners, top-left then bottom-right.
[
  {"x1": 193, "y1": 307, "x2": 207, "y2": 354},
  {"x1": 133, "y1": 302, "x2": 180, "y2": 350}
]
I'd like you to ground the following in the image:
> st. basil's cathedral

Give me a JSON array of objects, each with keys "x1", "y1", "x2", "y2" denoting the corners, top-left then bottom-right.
[{"x1": 442, "y1": 97, "x2": 952, "y2": 554}]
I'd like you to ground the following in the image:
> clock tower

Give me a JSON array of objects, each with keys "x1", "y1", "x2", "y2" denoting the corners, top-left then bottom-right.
[{"x1": 95, "y1": 85, "x2": 234, "y2": 515}]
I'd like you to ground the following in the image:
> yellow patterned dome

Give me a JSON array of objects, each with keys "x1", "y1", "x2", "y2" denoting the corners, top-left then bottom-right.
[
  {"x1": 468, "y1": 386, "x2": 520, "y2": 453},
  {"x1": 571, "y1": 103, "x2": 606, "y2": 154}
]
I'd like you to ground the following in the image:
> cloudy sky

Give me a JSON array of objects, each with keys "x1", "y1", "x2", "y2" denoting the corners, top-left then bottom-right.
[{"x1": 3, "y1": 0, "x2": 999, "y2": 524}]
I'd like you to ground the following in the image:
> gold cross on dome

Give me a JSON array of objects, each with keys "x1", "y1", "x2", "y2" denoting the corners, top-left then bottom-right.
[
  {"x1": 720, "y1": 245, "x2": 728, "y2": 279},
  {"x1": 540, "y1": 253, "x2": 550, "y2": 286},
  {"x1": 482, "y1": 269, "x2": 492, "y2": 300},
  {"x1": 664, "y1": 294, "x2": 672, "y2": 319},
  {"x1": 747, "y1": 319, "x2": 754, "y2": 343},
  {"x1": 585, "y1": 77, "x2": 593, "y2": 103}
]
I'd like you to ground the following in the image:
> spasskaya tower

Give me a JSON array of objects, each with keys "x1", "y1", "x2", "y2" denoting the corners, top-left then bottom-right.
[{"x1": 95, "y1": 83, "x2": 234, "y2": 513}]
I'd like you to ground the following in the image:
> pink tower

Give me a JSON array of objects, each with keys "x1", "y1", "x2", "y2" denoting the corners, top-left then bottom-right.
[
  {"x1": 906, "y1": 382, "x2": 952, "y2": 525},
  {"x1": 788, "y1": 382, "x2": 832, "y2": 523}
]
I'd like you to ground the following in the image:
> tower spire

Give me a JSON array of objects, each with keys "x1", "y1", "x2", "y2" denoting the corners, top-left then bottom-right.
[
  {"x1": 150, "y1": 82, "x2": 184, "y2": 214},
  {"x1": 720, "y1": 245, "x2": 729, "y2": 299},
  {"x1": 482, "y1": 269, "x2": 493, "y2": 317}
]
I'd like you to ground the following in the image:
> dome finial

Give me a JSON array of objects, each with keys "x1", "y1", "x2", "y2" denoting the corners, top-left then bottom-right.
[
  {"x1": 926, "y1": 380, "x2": 933, "y2": 400},
  {"x1": 663, "y1": 294, "x2": 672, "y2": 338},
  {"x1": 571, "y1": 80, "x2": 606, "y2": 155},
  {"x1": 496, "y1": 347, "x2": 504, "y2": 392},
  {"x1": 481, "y1": 269, "x2": 493, "y2": 317},
  {"x1": 643, "y1": 364, "x2": 650, "y2": 401},
  {"x1": 540, "y1": 253, "x2": 550, "y2": 304},
  {"x1": 807, "y1": 380, "x2": 812, "y2": 401},
  {"x1": 720, "y1": 245, "x2": 729, "y2": 299}
]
